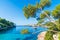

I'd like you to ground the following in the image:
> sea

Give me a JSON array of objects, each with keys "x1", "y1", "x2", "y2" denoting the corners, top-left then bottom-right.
[{"x1": 0, "y1": 26, "x2": 47, "y2": 40}]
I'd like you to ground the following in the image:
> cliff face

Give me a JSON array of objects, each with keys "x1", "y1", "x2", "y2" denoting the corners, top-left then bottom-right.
[{"x1": 37, "y1": 31, "x2": 59, "y2": 40}]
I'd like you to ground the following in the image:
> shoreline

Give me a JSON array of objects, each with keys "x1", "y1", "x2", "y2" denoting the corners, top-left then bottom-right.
[{"x1": 37, "y1": 31, "x2": 59, "y2": 40}]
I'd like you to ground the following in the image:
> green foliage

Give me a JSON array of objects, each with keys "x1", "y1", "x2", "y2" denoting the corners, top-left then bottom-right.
[
  {"x1": 44, "y1": 31, "x2": 54, "y2": 40},
  {"x1": 52, "y1": 4, "x2": 60, "y2": 19},
  {"x1": 39, "y1": 0, "x2": 51, "y2": 9},
  {"x1": 58, "y1": 32, "x2": 60, "y2": 40},
  {"x1": 54, "y1": 19, "x2": 60, "y2": 30},
  {"x1": 0, "y1": 18, "x2": 15, "y2": 30},
  {"x1": 23, "y1": 5, "x2": 37, "y2": 19},
  {"x1": 40, "y1": 13, "x2": 46, "y2": 19},
  {"x1": 23, "y1": 0, "x2": 60, "y2": 40},
  {"x1": 21, "y1": 29, "x2": 29, "y2": 34},
  {"x1": 24, "y1": 13, "x2": 29, "y2": 19},
  {"x1": 56, "y1": 4, "x2": 60, "y2": 10},
  {"x1": 36, "y1": 2, "x2": 40, "y2": 8},
  {"x1": 44, "y1": 10, "x2": 50, "y2": 16},
  {"x1": 52, "y1": 10, "x2": 60, "y2": 18},
  {"x1": 23, "y1": 6, "x2": 29, "y2": 19},
  {"x1": 0, "y1": 23, "x2": 7, "y2": 28},
  {"x1": 45, "y1": 22, "x2": 53, "y2": 26},
  {"x1": 38, "y1": 19, "x2": 44, "y2": 24},
  {"x1": 40, "y1": 10, "x2": 50, "y2": 19},
  {"x1": 23, "y1": 0, "x2": 51, "y2": 19}
]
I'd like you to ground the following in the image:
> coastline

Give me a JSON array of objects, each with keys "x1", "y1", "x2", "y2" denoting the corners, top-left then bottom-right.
[
  {"x1": 37, "y1": 31, "x2": 59, "y2": 40},
  {"x1": 37, "y1": 31, "x2": 46, "y2": 40}
]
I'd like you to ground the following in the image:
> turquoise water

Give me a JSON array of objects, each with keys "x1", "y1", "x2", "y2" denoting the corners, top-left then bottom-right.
[{"x1": 0, "y1": 26, "x2": 47, "y2": 40}]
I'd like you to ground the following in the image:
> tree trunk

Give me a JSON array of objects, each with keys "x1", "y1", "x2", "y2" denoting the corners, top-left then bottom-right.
[{"x1": 40, "y1": 8, "x2": 57, "y2": 26}]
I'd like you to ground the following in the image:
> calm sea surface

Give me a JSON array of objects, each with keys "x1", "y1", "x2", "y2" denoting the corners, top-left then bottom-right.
[{"x1": 0, "y1": 26, "x2": 47, "y2": 40}]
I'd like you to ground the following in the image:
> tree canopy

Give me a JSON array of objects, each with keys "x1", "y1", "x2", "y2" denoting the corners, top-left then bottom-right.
[
  {"x1": 0, "y1": 18, "x2": 15, "y2": 30},
  {"x1": 23, "y1": 0, "x2": 60, "y2": 40}
]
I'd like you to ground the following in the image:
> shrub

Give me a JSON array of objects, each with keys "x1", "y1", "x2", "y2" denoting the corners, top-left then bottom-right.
[
  {"x1": 21, "y1": 29, "x2": 29, "y2": 34},
  {"x1": 44, "y1": 31, "x2": 54, "y2": 40}
]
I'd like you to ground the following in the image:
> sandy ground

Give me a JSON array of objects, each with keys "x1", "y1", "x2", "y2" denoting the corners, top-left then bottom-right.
[
  {"x1": 37, "y1": 31, "x2": 46, "y2": 40},
  {"x1": 37, "y1": 31, "x2": 58, "y2": 40}
]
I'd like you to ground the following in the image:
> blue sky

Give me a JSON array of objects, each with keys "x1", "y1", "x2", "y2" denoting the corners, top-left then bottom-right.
[{"x1": 0, "y1": 0, "x2": 60, "y2": 25}]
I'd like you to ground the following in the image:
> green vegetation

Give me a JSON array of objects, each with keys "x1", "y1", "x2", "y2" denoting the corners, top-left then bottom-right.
[
  {"x1": 44, "y1": 31, "x2": 54, "y2": 40},
  {"x1": 58, "y1": 32, "x2": 60, "y2": 40},
  {"x1": 23, "y1": 0, "x2": 60, "y2": 40},
  {"x1": 0, "y1": 17, "x2": 15, "y2": 31},
  {"x1": 21, "y1": 29, "x2": 30, "y2": 34}
]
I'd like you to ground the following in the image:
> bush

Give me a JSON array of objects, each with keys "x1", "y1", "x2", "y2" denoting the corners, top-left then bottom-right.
[
  {"x1": 44, "y1": 31, "x2": 54, "y2": 40},
  {"x1": 21, "y1": 29, "x2": 30, "y2": 34},
  {"x1": 58, "y1": 32, "x2": 60, "y2": 40}
]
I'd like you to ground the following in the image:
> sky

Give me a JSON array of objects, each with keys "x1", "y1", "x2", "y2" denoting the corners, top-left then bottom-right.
[{"x1": 0, "y1": 0, "x2": 60, "y2": 25}]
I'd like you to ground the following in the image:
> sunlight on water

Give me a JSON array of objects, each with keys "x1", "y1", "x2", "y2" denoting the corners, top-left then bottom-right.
[{"x1": 0, "y1": 26, "x2": 47, "y2": 40}]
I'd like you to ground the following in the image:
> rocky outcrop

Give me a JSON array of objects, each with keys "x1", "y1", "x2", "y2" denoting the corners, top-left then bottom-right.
[{"x1": 37, "y1": 31, "x2": 59, "y2": 40}]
